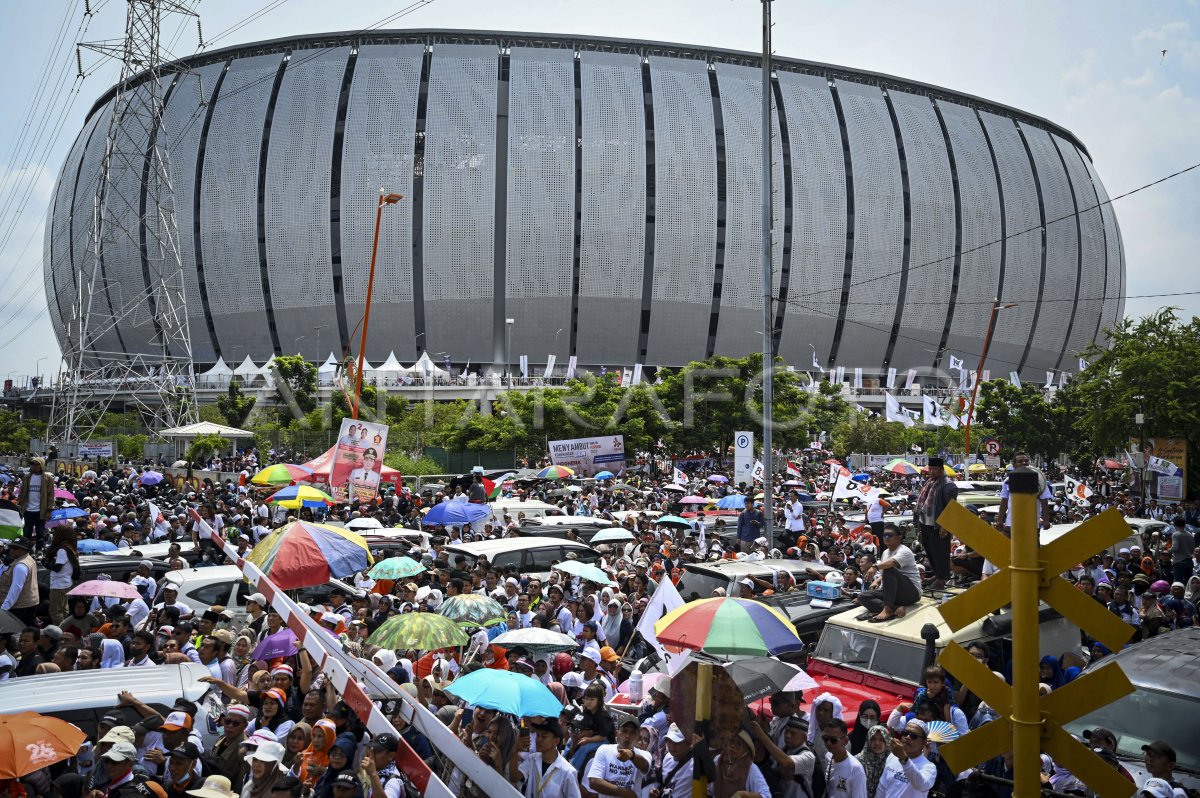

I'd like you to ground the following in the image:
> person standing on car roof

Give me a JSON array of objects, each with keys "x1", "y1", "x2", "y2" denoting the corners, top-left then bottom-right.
[{"x1": 914, "y1": 458, "x2": 957, "y2": 590}]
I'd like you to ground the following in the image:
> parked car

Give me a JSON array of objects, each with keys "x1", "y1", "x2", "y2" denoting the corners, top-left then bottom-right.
[
  {"x1": 1064, "y1": 627, "x2": 1200, "y2": 789},
  {"x1": 101, "y1": 540, "x2": 201, "y2": 564},
  {"x1": 159, "y1": 565, "x2": 364, "y2": 624},
  {"x1": 0, "y1": 663, "x2": 223, "y2": 747},
  {"x1": 35, "y1": 555, "x2": 173, "y2": 618},
  {"x1": 676, "y1": 558, "x2": 835, "y2": 604},
  {"x1": 444, "y1": 536, "x2": 599, "y2": 581}
]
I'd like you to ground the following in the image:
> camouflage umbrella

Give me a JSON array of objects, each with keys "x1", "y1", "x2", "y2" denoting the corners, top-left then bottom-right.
[
  {"x1": 367, "y1": 612, "x2": 469, "y2": 652},
  {"x1": 437, "y1": 594, "x2": 507, "y2": 627}
]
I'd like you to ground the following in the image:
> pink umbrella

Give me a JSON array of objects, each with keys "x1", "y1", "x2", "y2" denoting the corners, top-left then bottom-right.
[
  {"x1": 53, "y1": 489, "x2": 77, "y2": 502},
  {"x1": 67, "y1": 580, "x2": 142, "y2": 600},
  {"x1": 680, "y1": 496, "x2": 710, "y2": 504}
]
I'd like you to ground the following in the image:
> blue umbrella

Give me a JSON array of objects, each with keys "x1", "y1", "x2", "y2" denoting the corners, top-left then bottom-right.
[
  {"x1": 852, "y1": 474, "x2": 871, "y2": 482},
  {"x1": 50, "y1": 507, "x2": 88, "y2": 522},
  {"x1": 422, "y1": 502, "x2": 490, "y2": 527},
  {"x1": 716, "y1": 494, "x2": 746, "y2": 510},
  {"x1": 140, "y1": 471, "x2": 165, "y2": 486},
  {"x1": 78, "y1": 539, "x2": 118, "y2": 553},
  {"x1": 593, "y1": 470, "x2": 615, "y2": 480},
  {"x1": 444, "y1": 668, "x2": 564, "y2": 717}
]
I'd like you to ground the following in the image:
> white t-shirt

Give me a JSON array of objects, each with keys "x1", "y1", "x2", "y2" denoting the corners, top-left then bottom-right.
[
  {"x1": 876, "y1": 753, "x2": 937, "y2": 798},
  {"x1": 659, "y1": 753, "x2": 693, "y2": 798},
  {"x1": 824, "y1": 754, "x2": 869, "y2": 798},
  {"x1": 867, "y1": 499, "x2": 887, "y2": 524},
  {"x1": 712, "y1": 756, "x2": 770, "y2": 798},
  {"x1": 881, "y1": 545, "x2": 921, "y2": 593},
  {"x1": 781, "y1": 747, "x2": 816, "y2": 798},
  {"x1": 25, "y1": 475, "x2": 43, "y2": 513},
  {"x1": 999, "y1": 480, "x2": 1053, "y2": 526},
  {"x1": 585, "y1": 744, "x2": 650, "y2": 794},
  {"x1": 50, "y1": 549, "x2": 74, "y2": 590}
]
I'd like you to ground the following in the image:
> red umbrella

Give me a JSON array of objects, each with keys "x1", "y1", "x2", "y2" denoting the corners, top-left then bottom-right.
[
  {"x1": 1098, "y1": 458, "x2": 1124, "y2": 470},
  {"x1": 824, "y1": 458, "x2": 841, "y2": 465}
]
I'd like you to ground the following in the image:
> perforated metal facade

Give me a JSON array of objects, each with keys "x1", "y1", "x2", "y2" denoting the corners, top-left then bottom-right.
[{"x1": 46, "y1": 30, "x2": 1122, "y2": 375}]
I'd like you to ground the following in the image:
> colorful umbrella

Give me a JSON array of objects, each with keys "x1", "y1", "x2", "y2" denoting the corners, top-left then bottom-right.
[
  {"x1": 535, "y1": 465, "x2": 574, "y2": 480},
  {"x1": 67, "y1": 580, "x2": 142, "y2": 600},
  {"x1": 721, "y1": 657, "x2": 819, "y2": 703},
  {"x1": 368, "y1": 556, "x2": 426, "y2": 580},
  {"x1": 368, "y1": 612, "x2": 469, "y2": 651},
  {"x1": 655, "y1": 515, "x2": 692, "y2": 527},
  {"x1": 251, "y1": 463, "x2": 314, "y2": 486},
  {"x1": 421, "y1": 502, "x2": 489, "y2": 527},
  {"x1": 444, "y1": 668, "x2": 564, "y2": 717},
  {"x1": 438, "y1": 594, "x2": 507, "y2": 627},
  {"x1": 925, "y1": 720, "x2": 960, "y2": 743},
  {"x1": 247, "y1": 521, "x2": 373, "y2": 589},
  {"x1": 920, "y1": 463, "x2": 958, "y2": 477},
  {"x1": 716, "y1": 495, "x2": 746, "y2": 510},
  {"x1": 589, "y1": 528, "x2": 635, "y2": 544},
  {"x1": 654, "y1": 597, "x2": 804, "y2": 658},
  {"x1": 490, "y1": 627, "x2": 579, "y2": 655},
  {"x1": 553, "y1": 560, "x2": 615, "y2": 585},
  {"x1": 593, "y1": 470, "x2": 615, "y2": 480},
  {"x1": 0, "y1": 712, "x2": 88, "y2": 778},
  {"x1": 139, "y1": 471, "x2": 165, "y2": 486},
  {"x1": 967, "y1": 463, "x2": 990, "y2": 473},
  {"x1": 53, "y1": 488, "x2": 77, "y2": 502},
  {"x1": 267, "y1": 484, "x2": 336, "y2": 509},
  {"x1": 884, "y1": 459, "x2": 920, "y2": 475},
  {"x1": 252, "y1": 629, "x2": 299, "y2": 661},
  {"x1": 706, "y1": 474, "x2": 729, "y2": 483}
]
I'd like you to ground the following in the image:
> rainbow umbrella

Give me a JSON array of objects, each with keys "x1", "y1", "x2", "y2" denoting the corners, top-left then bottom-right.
[
  {"x1": 884, "y1": 459, "x2": 920, "y2": 475},
  {"x1": 267, "y1": 484, "x2": 335, "y2": 509},
  {"x1": 535, "y1": 465, "x2": 574, "y2": 480},
  {"x1": 654, "y1": 597, "x2": 804, "y2": 658},
  {"x1": 252, "y1": 463, "x2": 314, "y2": 486},
  {"x1": 246, "y1": 521, "x2": 373, "y2": 589}
]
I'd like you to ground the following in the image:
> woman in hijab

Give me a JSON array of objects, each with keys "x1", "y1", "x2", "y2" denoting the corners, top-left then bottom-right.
[
  {"x1": 848, "y1": 699, "x2": 882, "y2": 754},
  {"x1": 713, "y1": 729, "x2": 769, "y2": 798},
  {"x1": 61, "y1": 598, "x2": 96, "y2": 642},
  {"x1": 600, "y1": 599, "x2": 631, "y2": 650},
  {"x1": 1184, "y1": 575, "x2": 1200, "y2": 604},
  {"x1": 231, "y1": 634, "x2": 255, "y2": 688},
  {"x1": 243, "y1": 739, "x2": 282, "y2": 798},
  {"x1": 99, "y1": 639, "x2": 125, "y2": 669},
  {"x1": 856, "y1": 725, "x2": 892, "y2": 798},
  {"x1": 807, "y1": 692, "x2": 844, "y2": 763},
  {"x1": 1038, "y1": 656, "x2": 1065, "y2": 690},
  {"x1": 312, "y1": 733, "x2": 358, "y2": 798},
  {"x1": 252, "y1": 688, "x2": 294, "y2": 740},
  {"x1": 297, "y1": 718, "x2": 337, "y2": 786},
  {"x1": 282, "y1": 722, "x2": 311, "y2": 771},
  {"x1": 546, "y1": 682, "x2": 567, "y2": 707}
]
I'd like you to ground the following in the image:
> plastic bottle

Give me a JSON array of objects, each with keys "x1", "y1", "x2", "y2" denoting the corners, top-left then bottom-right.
[{"x1": 629, "y1": 668, "x2": 643, "y2": 703}]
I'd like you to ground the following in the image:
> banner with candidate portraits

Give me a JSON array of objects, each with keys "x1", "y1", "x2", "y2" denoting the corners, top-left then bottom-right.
[{"x1": 329, "y1": 418, "x2": 389, "y2": 503}]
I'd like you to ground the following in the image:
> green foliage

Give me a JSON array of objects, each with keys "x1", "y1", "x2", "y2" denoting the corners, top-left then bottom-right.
[
  {"x1": 382, "y1": 452, "x2": 444, "y2": 477},
  {"x1": 830, "y1": 411, "x2": 910, "y2": 455},
  {"x1": 115, "y1": 434, "x2": 147, "y2": 460},
  {"x1": 0, "y1": 410, "x2": 44, "y2": 453},
  {"x1": 975, "y1": 379, "x2": 1069, "y2": 460},
  {"x1": 271, "y1": 355, "x2": 318, "y2": 414},
  {"x1": 185, "y1": 434, "x2": 230, "y2": 463},
  {"x1": 1070, "y1": 309, "x2": 1200, "y2": 452},
  {"x1": 215, "y1": 381, "x2": 256, "y2": 427}
]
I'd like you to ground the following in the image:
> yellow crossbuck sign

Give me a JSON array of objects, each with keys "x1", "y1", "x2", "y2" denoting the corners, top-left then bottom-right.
[{"x1": 934, "y1": 475, "x2": 1137, "y2": 798}]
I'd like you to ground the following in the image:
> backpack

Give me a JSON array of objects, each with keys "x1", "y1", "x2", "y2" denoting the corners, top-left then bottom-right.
[{"x1": 790, "y1": 746, "x2": 824, "y2": 798}]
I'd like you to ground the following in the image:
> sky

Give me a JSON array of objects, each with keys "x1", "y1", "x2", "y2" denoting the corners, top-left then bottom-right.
[{"x1": 1, "y1": 0, "x2": 1198, "y2": 381}]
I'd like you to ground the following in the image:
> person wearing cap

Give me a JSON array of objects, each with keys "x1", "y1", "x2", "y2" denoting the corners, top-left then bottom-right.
[
  {"x1": 856, "y1": 523, "x2": 921, "y2": 622},
  {"x1": 329, "y1": 772, "x2": 362, "y2": 798},
  {"x1": 915, "y1": 458, "x2": 958, "y2": 590},
  {"x1": 204, "y1": 704, "x2": 250, "y2": 788},
  {"x1": 99, "y1": 741, "x2": 161, "y2": 798},
  {"x1": 117, "y1": 689, "x2": 205, "y2": 778},
  {"x1": 0, "y1": 537, "x2": 40, "y2": 624},
  {"x1": 1142, "y1": 741, "x2": 1185, "y2": 794},
  {"x1": 1140, "y1": 778, "x2": 1179, "y2": 798},
  {"x1": 652, "y1": 722, "x2": 694, "y2": 798},
  {"x1": 712, "y1": 727, "x2": 770, "y2": 798},
  {"x1": 163, "y1": 743, "x2": 205, "y2": 798},
  {"x1": 586, "y1": 716, "x2": 650, "y2": 798},
  {"x1": 202, "y1": 655, "x2": 313, "y2": 722},
  {"x1": 751, "y1": 711, "x2": 817, "y2": 798},
  {"x1": 360, "y1": 733, "x2": 407, "y2": 798},
  {"x1": 154, "y1": 583, "x2": 195, "y2": 620},
  {"x1": 511, "y1": 718, "x2": 581, "y2": 798},
  {"x1": 875, "y1": 719, "x2": 936, "y2": 798}
]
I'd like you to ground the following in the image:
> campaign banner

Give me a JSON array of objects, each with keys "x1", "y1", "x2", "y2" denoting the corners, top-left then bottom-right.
[
  {"x1": 548, "y1": 435, "x2": 626, "y2": 477},
  {"x1": 1133, "y1": 437, "x2": 1188, "y2": 501},
  {"x1": 79, "y1": 441, "x2": 114, "y2": 459},
  {"x1": 329, "y1": 419, "x2": 389, "y2": 503}
]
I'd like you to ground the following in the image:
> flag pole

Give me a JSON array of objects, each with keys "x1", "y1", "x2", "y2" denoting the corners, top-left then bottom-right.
[
  {"x1": 963, "y1": 299, "x2": 1016, "y2": 464},
  {"x1": 354, "y1": 188, "x2": 403, "y2": 419},
  {"x1": 760, "y1": 0, "x2": 775, "y2": 552}
]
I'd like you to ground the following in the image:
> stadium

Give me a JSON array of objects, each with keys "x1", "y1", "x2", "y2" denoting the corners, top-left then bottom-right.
[{"x1": 44, "y1": 30, "x2": 1124, "y2": 379}]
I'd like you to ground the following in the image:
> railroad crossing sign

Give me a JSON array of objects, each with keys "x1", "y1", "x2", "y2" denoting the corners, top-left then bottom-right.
[
  {"x1": 983, "y1": 438, "x2": 1002, "y2": 456},
  {"x1": 934, "y1": 472, "x2": 1136, "y2": 798}
]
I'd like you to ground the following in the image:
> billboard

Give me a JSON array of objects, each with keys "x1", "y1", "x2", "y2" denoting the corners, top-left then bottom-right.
[
  {"x1": 548, "y1": 435, "x2": 626, "y2": 477},
  {"x1": 79, "y1": 441, "x2": 114, "y2": 459},
  {"x1": 1137, "y1": 437, "x2": 1188, "y2": 502},
  {"x1": 328, "y1": 419, "x2": 389, "y2": 503}
]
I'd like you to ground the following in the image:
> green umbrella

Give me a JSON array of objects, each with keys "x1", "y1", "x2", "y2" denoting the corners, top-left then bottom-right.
[
  {"x1": 368, "y1": 557, "x2": 426, "y2": 580},
  {"x1": 367, "y1": 612, "x2": 469, "y2": 651},
  {"x1": 438, "y1": 594, "x2": 507, "y2": 626}
]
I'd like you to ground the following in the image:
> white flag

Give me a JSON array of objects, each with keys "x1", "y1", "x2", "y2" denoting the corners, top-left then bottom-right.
[
  {"x1": 949, "y1": 355, "x2": 964, "y2": 372},
  {"x1": 1009, "y1": 371, "x2": 1021, "y2": 388},
  {"x1": 922, "y1": 395, "x2": 945, "y2": 427},
  {"x1": 853, "y1": 368, "x2": 863, "y2": 389},
  {"x1": 886, "y1": 367, "x2": 897, "y2": 389},
  {"x1": 1078, "y1": 357, "x2": 1088, "y2": 371},
  {"x1": 835, "y1": 366, "x2": 845, "y2": 384},
  {"x1": 1064, "y1": 475, "x2": 1094, "y2": 504},
  {"x1": 833, "y1": 471, "x2": 881, "y2": 503},
  {"x1": 566, "y1": 356, "x2": 577, "y2": 379},
  {"x1": 812, "y1": 351, "x2": 825, "y2": 373},
  {"x1": 981, "y1": 370, "x2": 990, "y2": 383},
  {"x1": 947, "y1": 410, "x2": 961, "y2": 430},
  {"x1": 673, "y1": 466, "x2": 687, "y2": 485},
  {"x1": 543, "y1": 354, "x2": 557, "y2": 379},
  {"x1": 885, "y1": 392, "x2": 915, "y2": 427},
  {"x1": 1045, "y1": 371, "x2": 1055, "y2": 388},
  {"x1": 634, "y1": 575, "x2": 686, "y2": 660},
  {"x1": 519, "y1": 355, "x2": 529, "y2": 379},
  {"x1": 752, "y1": 460, "x2": 765, "y2": 482},
  {"x1": 632, "y1": 363, "x2": 643, "y2": 385},
  {"x1": 148, "y1": 501, "x2": 171, "y2": 541},
  {"x1": 1148, "y1": 456, "x2": 1179, "y2": 476},
  {"x1": 959, "y1": 369, "x2": 970, "y2": 391},
  {"x1": 904, "y1": 369, "x2": 917, "y2": 390}
]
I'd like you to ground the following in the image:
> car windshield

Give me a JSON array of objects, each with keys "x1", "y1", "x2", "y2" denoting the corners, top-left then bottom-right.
[
  {"x1": 1064, "y1": 688, "x2": 1200, "y2": 773},
  {"x1": 812, "y1": 626, "x2": 927, "y2": 685}
]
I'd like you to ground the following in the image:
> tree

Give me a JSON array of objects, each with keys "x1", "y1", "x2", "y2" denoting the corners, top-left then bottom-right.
[
  {"x1": 0, "y1": 410, "x2": 45, "y2": 454},
  {"x1": 185, "y1": 434, "x2": 230, "y2": 463},
  {"x1": 215, "y1": 381, "x2": 256, "y2": 427},
  {"x1": 975, "y1": 379, "x2": 1067, "y2": 461},
  {"x1": 271, "y1": 355, "x2": 318, "y2": 415},
  {"x1": 830, "y1": 411, "x2": 910, "y2": 456}
]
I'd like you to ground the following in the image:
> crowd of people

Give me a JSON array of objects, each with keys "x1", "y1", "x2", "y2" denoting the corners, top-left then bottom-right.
[{"x1": 0, "y1": 447, "x2": 1196, "y2": 798}]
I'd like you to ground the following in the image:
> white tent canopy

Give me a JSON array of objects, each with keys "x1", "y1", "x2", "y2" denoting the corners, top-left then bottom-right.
[
  {"x1": 160, "y1": 421, "x2": 256, "y2": 438},
  {"x1": 317, "y1": 354, "x2": 339, "y2": 375},
  {"x1": 406, "y1": 351, "x2": 449, "y2": 378},
  {"x1": 199, "y1": 358, "x2": 233, "y2": 378},
  {"x1": 257, "y1": 356, "x2": 277, "y2": 388},
  {"x1": 233, "y1": 355, "x2": 260, "y2": 377}
]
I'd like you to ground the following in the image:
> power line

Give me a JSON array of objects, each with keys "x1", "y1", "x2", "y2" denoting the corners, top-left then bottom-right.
[{"x1": 776, "y1": 289, "x2": 1200, "y2": 308}]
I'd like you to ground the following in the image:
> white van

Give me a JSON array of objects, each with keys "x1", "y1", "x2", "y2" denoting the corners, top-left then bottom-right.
[
  {"x1": 161, "y1": 565, "x2": 364, "y2": 625},
  {"x1": 488, "y1": 499, "x2": 564, "y2": 521}
]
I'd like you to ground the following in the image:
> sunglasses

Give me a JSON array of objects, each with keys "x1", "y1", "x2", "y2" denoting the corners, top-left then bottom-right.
[
  {"x1": 901, "y1": 731, "x2": 926, "y2": 741},
  {"x1": 821, "y1": 735, "x2": 845, "y2": 744}
]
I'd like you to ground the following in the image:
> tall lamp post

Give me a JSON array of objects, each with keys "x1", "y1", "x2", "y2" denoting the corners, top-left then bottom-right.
[
  {"x1": 354, "y1": 188, "x2": 405, "y2": 418},
  {"x1": 963, "y1": 299, "x2": 1017, "y2": 465},
  {"x1": 313, "y1": 325, "x2": 327, "y2": 362},
  {"x1": 1134, "y1": 394, "x2": 1147, "y2": 506},
  {"x1": 505, "y1": 318, "x2": 515, "y2": 387}
]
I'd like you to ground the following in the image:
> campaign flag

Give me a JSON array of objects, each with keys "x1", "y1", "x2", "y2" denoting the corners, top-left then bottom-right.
[
  {"x1": 634, "y1": 575, "x2": 686, "y2": 660},
  {"x1": 922, "y1": 395, "x2": 945, "y2": 427},
  {"x1": 904, "y1": 369, "x2": 917, "y2": 390},
  {"x1": 853, "y1": 368, "x2": 863, "y2": 390},
  {"x1": 885, "y1": 392, "x2": 915, "y2": 427},
  {"x1": 1009, "y1": 371, "x2": 1021, "y2": 388},
  {"x1": 329, "y1": 418, "x2": 389, "y2": 503},
  {"x1": 812, "y1": 351, "x2": 825, "y2": 373},
  {"x1": 1045, "y1": 371, "x2": 1055, "y2": 389},
  {"x1": 543, "y1": 355, "x2": 556, "y2": 379},
  {"x1": 1063, "y1": 475, "x2": 1094, "y2": 504},
  {"x1": 981, "y1": 370, "x2": 990, "y2": 383},
  {"x1": 752, "y1": 460, "x2": 765, "y2": 482},
  {"x1": 886, "y1": 367, "x2": 897, "y2": 389},
  {"x1": 835, "y1": 366, "x2": 845, "y2": 384},
  {"x1": 632, "y1": 364, "x2": 643, "y2": 385},
  {"x1": 147, "y1": 501, "x2": 171, "y2": 541},
  {"x1": 1059, "y1": 372, "x2": 1069, "y2": 388},
  {"x1": 673, "y1": 466, "x2": 688, "y2": 485},
  {"x1": 0, "y1": 499, "x2": 21, "y2": 540},
  {"x1": 620, "y1": 368, "x2": 632, "y2": 386},
  {"x1": 519, "y1": 355, "x2": 529, "y2": 379},
  {"x1": 828, "y1": 463, "x2": 850, "y2": 486},
  {"x1": 566, "y1": 356, "x2": 578, "y2": 379},
  {"x1": 949, "y1": 355, "x2": 964, "y2": 372},
  {"x1": 1147, "y1": 456, "x2": 1180, "y2": 476},
  {"x1": 833, "y1": 472, "x2": 881, "y2": 503},
  {"x1": 786, "y1": 461, "x2": 802, "y2": 478},
  {"x1": 1078, "y1": 357, "x2": 1088, "y2": 371}
]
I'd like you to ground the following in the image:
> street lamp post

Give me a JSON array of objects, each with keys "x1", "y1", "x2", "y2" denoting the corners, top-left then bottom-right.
[
  {"x1": 963, "y1": 299, "x2": 1018, "y2": 465},
  {"x1": 1134, "y1": 394, "x2": 1147, "y2": 506},
  {"x1": 293, "y1": 336, "x2": 305, "y2": 355},
  {"x1": 505, "y1": 318, "x2": 515, "y2": 387},
  {"x1": 313, "y1": 325, "x2": 327, "y2": 361}
]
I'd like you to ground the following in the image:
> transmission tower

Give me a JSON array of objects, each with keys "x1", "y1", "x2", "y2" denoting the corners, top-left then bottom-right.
[{"x1": 50, "y1": 0, "x2": 200, "y2": 448}]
